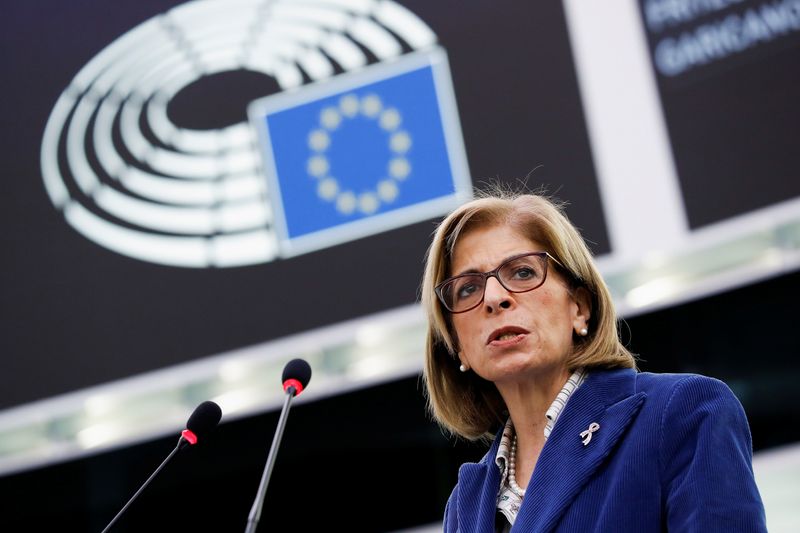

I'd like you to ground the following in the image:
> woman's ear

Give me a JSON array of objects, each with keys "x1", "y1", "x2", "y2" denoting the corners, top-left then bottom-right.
[{"x1": 572, "y1": 286, "x2": 592, "y2": 333}]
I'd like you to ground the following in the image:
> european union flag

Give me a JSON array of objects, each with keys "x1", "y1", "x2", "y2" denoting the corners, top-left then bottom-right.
[{"x1": 249, "y1": 48, "x2": 471, "y2": 257}]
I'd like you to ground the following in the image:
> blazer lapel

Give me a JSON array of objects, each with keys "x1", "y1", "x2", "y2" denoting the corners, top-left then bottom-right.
[
  {"x1": 513, "y1": 369, "x2": 646, "y2": 532},
  {"x1": 457, "y1": 434, "x2": 502, "y2": 532}
]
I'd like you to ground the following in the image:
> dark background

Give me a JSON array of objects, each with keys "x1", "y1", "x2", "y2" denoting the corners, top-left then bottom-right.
[{"x1": 0, "y1": 0, "x2": 605, "y2": 409}]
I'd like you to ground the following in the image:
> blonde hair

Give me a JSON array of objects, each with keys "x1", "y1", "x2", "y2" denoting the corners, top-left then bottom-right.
[{"x1": 421, "y1": 192, "x2": 636, "y2": 440}]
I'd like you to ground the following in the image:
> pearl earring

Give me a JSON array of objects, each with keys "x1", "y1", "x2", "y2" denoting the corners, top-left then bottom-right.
[
  {"x1": 579, "y1": 327, "x2": 588, "y2": 336},
  {"x1": 459, "y1": 364, "x2": 468, "y2": 372}
]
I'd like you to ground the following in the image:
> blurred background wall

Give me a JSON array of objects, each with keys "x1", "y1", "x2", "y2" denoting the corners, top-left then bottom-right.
[{"x1": 1, "y1": 0, "x2": 798, "y2": 530}]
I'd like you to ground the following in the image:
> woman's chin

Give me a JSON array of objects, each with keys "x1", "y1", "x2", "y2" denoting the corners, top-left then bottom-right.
[{"x1": 481, "y1": 355, "x2": 567, "y2": 384}]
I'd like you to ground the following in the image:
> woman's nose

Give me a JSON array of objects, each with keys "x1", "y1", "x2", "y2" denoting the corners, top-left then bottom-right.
[{"x1": 483, "y1": 276, "x2": 512, "y2": 312}]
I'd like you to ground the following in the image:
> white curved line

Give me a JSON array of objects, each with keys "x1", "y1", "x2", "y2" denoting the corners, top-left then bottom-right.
[
  {"x1": 93, "y1": 31, "x2": 176, "y2": 98},
  {"x1": 136, "y1": 56, "x2": 196, "y2": 99},
  {"x1": 94, "y1": 98, "x2": 125, "y2": 178},
  {"x1": 119, "y1": 96, "x2": 151, "y2": 161},
  {"x1": 320, "y1": 32, "x2": 367, "y2": 69},
  {"x1": 218, "y1": 173, "x2": 267, "y2": 201},
  {"x1": 176, "y1": 24, "x2": 253, "y2": 51},
  {"x1": 269, "y1": 21, "x2": 327, "y2": 44},
  {"x1": 263, "y1": 38, "x2": 304, "y2": 59},
  {"x1": 112, "y1": 42, "x2": 184, "y2": 97},
  {"x1": 273, "y1": 59, "x2": 304, "y2": 89},
  {"x1": 209, "y1": 229, "x2": 278, "y2": 267},
  {"x1": 41, "y1": 93, "x2": 76, "y2": 207},
  {"x1": 146, "y1": 83, "x2": 254, "y2": 154},
  {"x1": 186, "y1": 8, "x2": 260, "y2": 27},
  {"x1": 196, "y1": 54, "x2": 246, "y2": 75},
  {"x1": 219, "y1": 124, "x2": 255, "y2": 149},
  {"x1": 296, "y1": 47, "x2": 335, "y2": 80},
  {"x1": 66, "y1": 97, "x2": 101, "y2": 195},
  {"x1": 304, "y1": 0, "x2": 375, "y2": 13},
  {"x1": 158, "y1": 70, "x2": 205, "y2": 101},
  {"x1": 94, "y1": 183, "x2": 270, "y2": 235},
  {"x1": 222, "y1": 149, "x2": 260, "y2": 175},
  {"x1": 138, "y1": 142, "x2": 258, "y2": 180},
  {"x1": 94, "y1": 186, "x2": 216, "y2": 234},
  {"x1": 374, "y1": 1, "x2": 437, "y2": 49},
  {"x1": 191, "y1": 34, "x2": 249, "y2": 57},
  {"x1": 66, "y1": 92, "x2": 260, "y2": 227},
  {"x1": 347, "y1": 17, "x2": 402, "y2": 59},
  {"x1": 273, "y1": 3, "x2": 352, "y2": 30},
  {"x1": 120, "y1": 88, "x2": 256, "y2": 182},
  {"x1": 217, "y1": 199, "x2": 271, "y2": 232},
  {"x1": 169, "y1": 124, "x2": 253, "y2": 155},
  {"x1": 121, "y1": 167, "x2": 217, "y2": 205},
  {"x1": 97, "y1": 95, "x2": 262, "y2": 206},
  {"x1": 242, "y1": 53, "x2": 277, "y2": 75},
  {"x1": 146, "y1": 94, "x2": 183, "y2": 150},
  {"x1": 98, "y1": 20, "x2": 253, "y2": 152},
  {"x1": 72, "y1": 17, "x2": 166, "y2": 91},
  {"x1": 146, "y1": 150, "x2": 223, "y2": 180},
  {"x1": 64, "y1": 201, "x2": 211, "y2": 267},
  {"x1": 169, "y1": 0, "x2": 263, "y2": 25},
  {"x1": 119, "y1": 168, "x2": 265, "y2": 206}
]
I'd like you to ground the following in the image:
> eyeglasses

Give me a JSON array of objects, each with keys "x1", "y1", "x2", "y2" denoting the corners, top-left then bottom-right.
[{"x1": 435, "y1": 252, "x2": 566, "y2": 314}]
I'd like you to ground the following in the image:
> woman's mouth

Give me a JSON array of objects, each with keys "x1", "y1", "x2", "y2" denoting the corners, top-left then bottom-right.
[{"x1": 487, "y1": 327, "x2": 529, "y2": 345}]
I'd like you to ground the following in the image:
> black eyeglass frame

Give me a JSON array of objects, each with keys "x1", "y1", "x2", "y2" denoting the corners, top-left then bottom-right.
[{"x1": 434, "y1": 251, "x2": 568, "y2": 314}]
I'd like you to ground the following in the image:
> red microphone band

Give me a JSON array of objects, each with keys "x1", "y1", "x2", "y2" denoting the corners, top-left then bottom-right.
[
  {"x1": 283, "y1": 379, "x2": 304, "y2": 396},
  {"x1": 181, "y1": 429, "x2": 198, "y2": 445}
]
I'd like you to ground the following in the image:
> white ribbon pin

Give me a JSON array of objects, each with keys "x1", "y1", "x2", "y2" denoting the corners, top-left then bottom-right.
[{"x1": 580, "y1": 422, "x2": 600, "y2": 446}]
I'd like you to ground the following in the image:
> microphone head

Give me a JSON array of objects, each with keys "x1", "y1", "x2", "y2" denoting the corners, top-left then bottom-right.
[
  {"x1": 282, "y1": 358, "x2": 312, "y2": 396},
  {"x1": 182, "y1": 401, "x2": 222, "y2": 445}
]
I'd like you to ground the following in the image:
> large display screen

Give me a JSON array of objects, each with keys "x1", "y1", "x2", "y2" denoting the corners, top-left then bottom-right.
[
  {"x1": 639, "y1": 0, "x2": 800, "y2": 228},
  {"x1": 1, "y1": 1, "x2": 605, "y2": 409}
]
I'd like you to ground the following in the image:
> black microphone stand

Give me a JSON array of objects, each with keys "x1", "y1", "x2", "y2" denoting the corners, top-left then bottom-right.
[
  {"x1": 244, "y1": 386, "x2": 297, "y2": 533},
  {"x1": 101, "y1": 437, "x2": 188, "y2": 533}
]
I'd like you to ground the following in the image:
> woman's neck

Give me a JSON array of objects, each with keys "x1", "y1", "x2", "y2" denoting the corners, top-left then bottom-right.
[
  {"x1": 497, "y1": 365, "x2": 571, "y2": 433},
  {"x1": 497, "y1": 366, "x2": 571, "y2": 489}
]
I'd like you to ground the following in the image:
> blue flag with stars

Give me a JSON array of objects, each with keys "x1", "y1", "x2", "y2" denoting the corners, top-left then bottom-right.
[{"x1": 249, "y1": 48, "x2": 471, "y2": 257}]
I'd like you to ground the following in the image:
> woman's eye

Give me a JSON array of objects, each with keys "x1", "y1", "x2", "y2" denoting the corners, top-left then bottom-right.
[
  {"x1": 456, "y1": 282, "x2": 479, "y2": 300},
  {"x1": 512, "y1": 267, "x2": 536, "y2": 280}
]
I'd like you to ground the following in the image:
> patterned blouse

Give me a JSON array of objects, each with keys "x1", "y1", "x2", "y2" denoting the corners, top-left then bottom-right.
[{"x1": 494, "y1": 368, "x2": 588, "y2": 531}]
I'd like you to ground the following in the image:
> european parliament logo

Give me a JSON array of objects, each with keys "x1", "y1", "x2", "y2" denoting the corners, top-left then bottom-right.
[
  {"x1": 249, "y1": 48, "x2": 471, "y2": 257},
  {"x1": 40, "y1": 1, "x2": 465, "y2": 268}
]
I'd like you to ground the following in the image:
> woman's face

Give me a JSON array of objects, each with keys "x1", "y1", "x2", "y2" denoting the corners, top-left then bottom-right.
[{"x1": 448, "y1": 224, "x2": 590, "y2": 385}]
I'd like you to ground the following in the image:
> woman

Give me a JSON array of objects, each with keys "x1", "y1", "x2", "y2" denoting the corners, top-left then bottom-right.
[{"x1": 421, "y1": 192, "x2": 766, "y2": 532}]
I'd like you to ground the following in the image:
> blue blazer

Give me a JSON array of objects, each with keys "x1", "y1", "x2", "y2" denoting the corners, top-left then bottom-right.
[{"x1": 444, "y1": 369, "x2": 767, "y2": 532}]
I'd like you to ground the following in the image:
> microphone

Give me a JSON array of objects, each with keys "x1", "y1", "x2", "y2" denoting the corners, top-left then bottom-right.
[
  {"x1": 101, "y1": 401, "x2": 222, "y2": 533},
  {"x1": 181, "y1": 400, "x2": 223, "y2": 448},
  {"x1": 244, "y1": 359, "x2": 311, "y2": 533},
  {"x1": 281, "y1": 357, "x2": 312, "y2": 396}
]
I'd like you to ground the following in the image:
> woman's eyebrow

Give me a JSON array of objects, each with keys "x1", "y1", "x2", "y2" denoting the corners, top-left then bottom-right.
[
  {"x1": 453, "y1": 266, "x2": 483, "y2": 277},
  {"x1": 452, "y1": 252, "x2": 535, "y2": 277}
]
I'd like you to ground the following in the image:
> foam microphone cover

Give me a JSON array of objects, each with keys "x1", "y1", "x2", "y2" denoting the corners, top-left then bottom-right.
[
  {"x1": 282, "y1": 358, "x2": 312, "y2": 389},
  {"x1": 185, "y1": 401, "x2": 223, "y2": 440}
]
